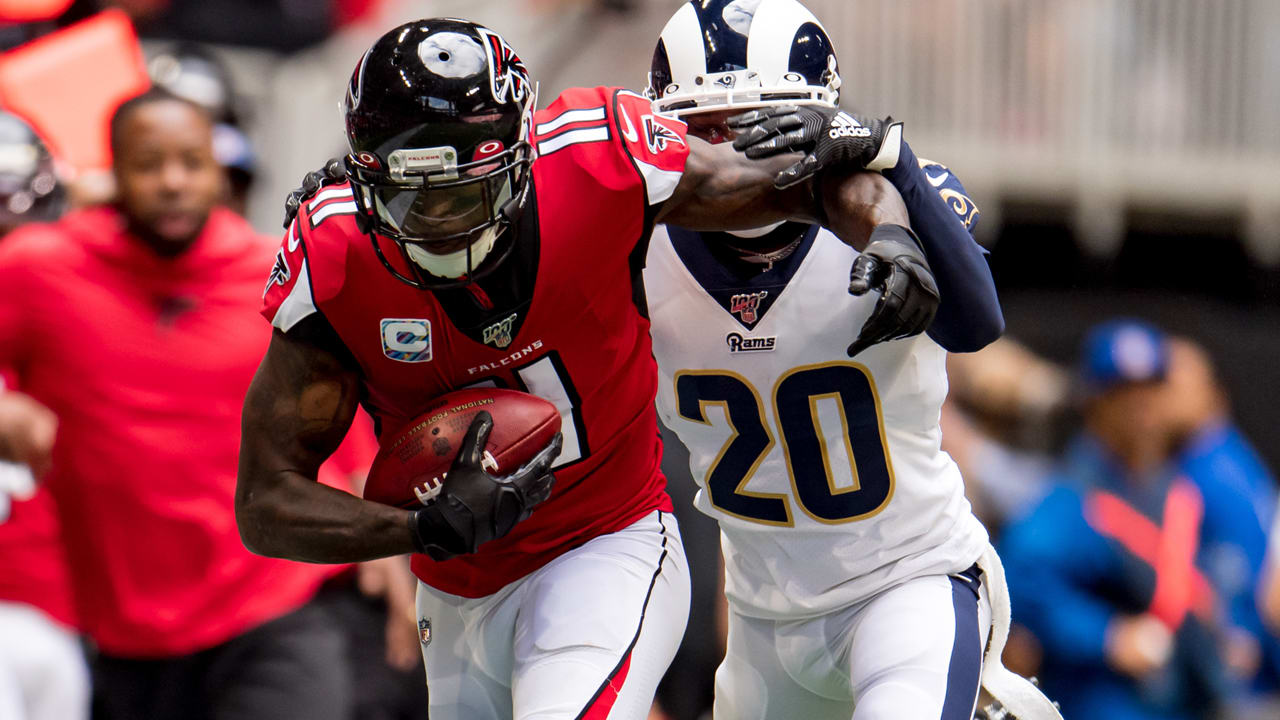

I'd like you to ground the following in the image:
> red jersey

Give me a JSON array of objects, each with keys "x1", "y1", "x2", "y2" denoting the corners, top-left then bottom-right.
[
  {"x1": 262, "y1": 87, "x2": 691, "y2": 597},
  {"x1": 0, "y1": 206, "x2": 360, "y2": 656}
]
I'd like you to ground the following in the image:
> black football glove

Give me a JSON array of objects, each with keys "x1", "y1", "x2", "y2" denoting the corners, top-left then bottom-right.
[
  {"x1": 728, "y1": 106, "x2": 903, "y2": 189},
  {"x1": 408, "y1": 411, "x2": 561, "y2": 561},
  {"x1": 846, "y1": 225, "x2": 940, "y2": 358},
  {"x1": 282, "y1": 158, "x2": 347, "y2": 228}
]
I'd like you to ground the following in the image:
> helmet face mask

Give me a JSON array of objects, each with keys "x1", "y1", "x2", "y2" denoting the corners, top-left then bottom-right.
[
  {"x1": 343, "y1": 18, "x2": 536, "y2": 290},
  {"x1": 348, "y1": 141, "x2": 530, "y2": 243},
  {"x1": 649, "y1": 68, "x2": 837, "y2": 121},
  {"x1": 647, "y1": 0, "x2": 840, "y2": 143},
  {"x1": 348, "y1": 140, "x2": 532, "y2": 289}
]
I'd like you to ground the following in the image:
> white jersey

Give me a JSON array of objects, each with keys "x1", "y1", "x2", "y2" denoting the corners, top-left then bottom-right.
[{"x1": 646, "y1": 224, "x2": 988, "y2": 620}]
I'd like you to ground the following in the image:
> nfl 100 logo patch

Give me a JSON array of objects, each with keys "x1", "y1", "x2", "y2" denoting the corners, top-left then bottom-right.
[
  {"x1": 381, "y1": 318, "x2": 432, "y2": 363},
  {"x1": 483, "y1": 313, "x2": 518, "y2": 349},
  {"x1": 729, "y1": 291, "x2": 768, "y2": 324}
]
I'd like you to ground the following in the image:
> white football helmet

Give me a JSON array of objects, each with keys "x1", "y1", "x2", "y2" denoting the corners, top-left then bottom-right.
[{"x1": 646, "y1": 0, "x2": 841, "y2": 124}]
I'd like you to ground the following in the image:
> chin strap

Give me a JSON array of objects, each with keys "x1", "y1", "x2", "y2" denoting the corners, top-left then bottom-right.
[{"x1": 404, "y1": 224, "x2": 500, "y2": 280}]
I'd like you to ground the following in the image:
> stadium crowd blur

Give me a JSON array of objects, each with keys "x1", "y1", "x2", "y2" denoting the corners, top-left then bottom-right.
[{"x1": 1, "y1": 1, "x2": 1278, "y2": 719}]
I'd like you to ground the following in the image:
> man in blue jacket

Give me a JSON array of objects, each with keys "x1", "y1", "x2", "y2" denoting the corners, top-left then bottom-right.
[{"x1": 1001, "y1": 320, "x2": 1272, "y2": 720}]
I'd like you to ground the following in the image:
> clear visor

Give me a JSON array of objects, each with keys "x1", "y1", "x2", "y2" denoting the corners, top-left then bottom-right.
[{"x1": 372, "y1": 167, "x2": 513, "y2": 242}]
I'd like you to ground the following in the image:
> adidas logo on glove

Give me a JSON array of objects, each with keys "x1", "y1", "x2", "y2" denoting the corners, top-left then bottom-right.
[{"x1": 829, "y1": 112, "x2": 872, "y2": 140}]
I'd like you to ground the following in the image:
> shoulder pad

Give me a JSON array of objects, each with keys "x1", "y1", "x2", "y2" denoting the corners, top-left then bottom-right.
[{"x1": 261, "y1": 183, "x2": 359, "y2": 331}]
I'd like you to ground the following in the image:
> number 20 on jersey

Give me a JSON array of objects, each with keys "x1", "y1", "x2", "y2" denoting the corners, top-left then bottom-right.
[{"x1": 675, "y1": 361, "x2": 895, "y2": 526}]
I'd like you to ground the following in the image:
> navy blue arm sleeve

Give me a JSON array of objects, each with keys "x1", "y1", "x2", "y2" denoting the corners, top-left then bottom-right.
[{"x1": 881, "y1": 141, "x2": 1004, "y2": 352}]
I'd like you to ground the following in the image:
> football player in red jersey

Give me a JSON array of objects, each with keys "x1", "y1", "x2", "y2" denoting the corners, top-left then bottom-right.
[{"x1": 237, "y1": 17, "x2": 932, "y2": 720}]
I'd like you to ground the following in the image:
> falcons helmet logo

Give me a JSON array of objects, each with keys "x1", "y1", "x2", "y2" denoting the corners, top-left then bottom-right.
[{"x1": 477, "y1": 28, "x2": 531, "y2": 104}]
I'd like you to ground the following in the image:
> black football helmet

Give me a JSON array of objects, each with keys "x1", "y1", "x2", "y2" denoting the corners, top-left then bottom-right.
[
  {"x1": 343, "y1": 18, "x2": 536, "y2": 289},
  {"x1": 0, "y1": 111, "x2": 64, "y2": 235}
]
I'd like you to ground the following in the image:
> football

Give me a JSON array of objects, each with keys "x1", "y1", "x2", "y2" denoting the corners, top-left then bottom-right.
[{"x1": 362, "y1": 388, "x2": 562, "y2": 510}]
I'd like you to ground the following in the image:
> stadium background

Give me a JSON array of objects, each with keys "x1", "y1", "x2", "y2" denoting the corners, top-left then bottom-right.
[{"x1": 2, "y1": 1, "x2": 1278, "y2": 719}]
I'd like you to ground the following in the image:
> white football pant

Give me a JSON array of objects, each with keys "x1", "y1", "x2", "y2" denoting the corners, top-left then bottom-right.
[
  {"x1": 715, "y1": 567, "x2": 992, "y2": 720},
  {"x1": 416, "y1": 510, "x2": 690, "y2": 720}
]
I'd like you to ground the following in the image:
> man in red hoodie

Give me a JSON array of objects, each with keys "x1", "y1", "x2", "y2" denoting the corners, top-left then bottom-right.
[{"x1": 0, "y1": 89, "x2": 355, "y2": 720}]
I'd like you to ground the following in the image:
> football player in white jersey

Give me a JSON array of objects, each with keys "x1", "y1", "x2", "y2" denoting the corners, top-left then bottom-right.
[{"x1": 643, "y1": 2, "x2": 1060, "y2": 719}]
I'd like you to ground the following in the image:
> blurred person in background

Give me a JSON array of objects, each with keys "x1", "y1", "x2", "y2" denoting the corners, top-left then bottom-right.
[
  {"x1": 1159, "y1": 336, "x2": 1280, "y2": 711},
  {"x1": 148, "y1": 42, "x2": 259, "y2": 215},
  {"x1": 643, "y1": 1, "x2": 1057, "y2": 719},
  {"x1": 144, "y1": 57, "x2": 437, "y2": 705},
  {"x1": 0, "y1": 87, "x2": 358, "y2": 720},
  {"x1": 0, "y1": 109, "x2": 88, "y2": 720},
  {"x1": 1163, "y1": 338, "x2": 1275, "y2": 537},
  {"x1": 940, "y1": 338, "x2": 1071, "y2": 530},
  {"x1": 1001, "y1": 319, "x2": 1272, "y2": 720}
]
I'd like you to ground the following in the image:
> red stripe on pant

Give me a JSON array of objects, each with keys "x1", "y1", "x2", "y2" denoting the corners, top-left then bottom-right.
[{"x1": 580, "y1": 651, "x2": 634, "y2": 720}]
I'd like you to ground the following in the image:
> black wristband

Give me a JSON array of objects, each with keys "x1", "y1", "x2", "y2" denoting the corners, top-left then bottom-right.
[
  {"x1": 406, "y1": 509, "x2": 429, "y2": 554},
  {"x1": 869, "y1": 223, "x2": 924, "y2": 253}
]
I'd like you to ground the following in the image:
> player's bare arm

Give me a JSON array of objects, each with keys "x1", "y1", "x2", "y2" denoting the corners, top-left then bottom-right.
[
  {"x1": 659, "y1": 135, "x2": 908, "y2": 251},
  {"x1": 237, "y1": 314, "x2": 417, "y2": 563},
  {"x1": 815, "y1": 168, "x2": 909, "y2": 250},
  {"x1": 239, "y1": 313, "x2": 560, "y2": 564},
  {"x1": 655, "y1": 136, "x2": 820, "y2": 231}
]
